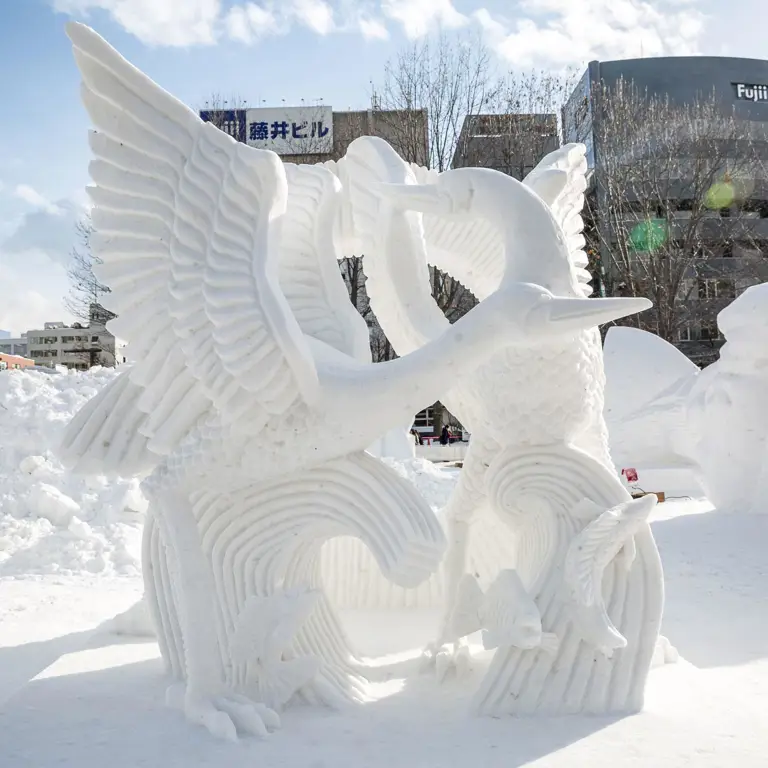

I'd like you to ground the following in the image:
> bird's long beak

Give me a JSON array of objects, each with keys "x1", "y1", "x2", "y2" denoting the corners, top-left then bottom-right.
[
  {"x1": 377, "y1": 182, "x2": 452, "y2": 215},
  {"x1": 534, "y1": 296, "x2": 652, "y2": 333}
]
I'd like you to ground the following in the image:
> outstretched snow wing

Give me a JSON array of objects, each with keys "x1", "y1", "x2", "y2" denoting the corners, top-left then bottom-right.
[
  {"x1": 524, "y1": 143, "x2": 592, "y2": 297},
  {"x1": 60, "y1": 22, "x2": 320, "y2": 475},
  {"x1": 279, "y1": 163, "x2": 372, "y2": 363}
]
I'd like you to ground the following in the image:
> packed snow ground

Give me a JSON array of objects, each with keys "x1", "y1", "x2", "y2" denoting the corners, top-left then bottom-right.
[{"x1": 1, "y1": 369, "x2": 767, "y2": 766}]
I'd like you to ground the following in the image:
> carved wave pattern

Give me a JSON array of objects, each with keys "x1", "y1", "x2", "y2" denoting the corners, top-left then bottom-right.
[
  {"x1": 143, "y1": 452, "x2": 446, "y2": 705},
  {"x1": 474, "y1": 444, "x2": 663, "y2": 715}
]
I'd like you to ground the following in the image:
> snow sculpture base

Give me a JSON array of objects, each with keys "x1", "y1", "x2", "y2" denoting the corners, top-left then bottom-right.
[
  {"x1": 143, "y1": 452, "x2": 445, "y2": 710},
  {"x1": 473, "y1": 444, "x2": 663, "y2": 716}
]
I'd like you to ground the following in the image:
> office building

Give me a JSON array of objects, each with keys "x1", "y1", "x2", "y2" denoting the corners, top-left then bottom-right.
[
  {"x1": 564, "y1": 56, "x2": 768, "y2": 364},
  {"x1": 452, "y1": 113, "x2": 559, "y2": 179},
  {"x1": 26, "y1": 318, "x2": 119, "y2": 371},
  {"x1": 0, "y1": 333, "x2": 29, "y2": 358}
]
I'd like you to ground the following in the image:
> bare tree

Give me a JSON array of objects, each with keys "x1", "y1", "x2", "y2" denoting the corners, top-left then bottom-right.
[
  {"x1": 64, "y1": 219, "x2": 113, "y2": 326},
  {"x1": 370, "y1": 33, "x2": 500, "y2": 328},
  {"x1": 62, "y1": 218, "x2": 119, "y2": 368},
  {"x1": 199, "y1": 93, "x2": 249, "y2": 140},
  {"x1": 374, "y1": 31, "x2": 498, "y2": 171},
  {"x1": 338, "y1": 255, "x2": 397, "y2": 362},
  {"x1": 469, "y1": 69, "x2": 577, "y2": 178},
  {"x1": 587, "y1": 81, "x2": 768, "y2": 361}
]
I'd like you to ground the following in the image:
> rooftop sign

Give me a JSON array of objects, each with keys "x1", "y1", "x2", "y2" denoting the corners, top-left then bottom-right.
[
  {"x1": 734, "y1": 83, "x2": 768, "y2": 103},
  {"x1": 200, "y1": 106, "x2": 334, "y2": 155}
]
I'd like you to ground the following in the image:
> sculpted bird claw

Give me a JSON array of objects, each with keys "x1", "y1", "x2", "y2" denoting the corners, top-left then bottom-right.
[{"x1": 166, "y1": 683, "x2": 281, "y2": 741}]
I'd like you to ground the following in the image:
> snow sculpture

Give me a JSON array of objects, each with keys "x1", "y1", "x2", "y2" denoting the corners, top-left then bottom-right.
[
  {"x1": 59, "y1": 23, "x2": 649, "y2": 737},
  {"x1": 366, "y1": 425, "x2": 415, "y2": 461},
  {"x1": 603, "y1": 326, "x2": 700, "y2": 472},
  {"x1": 605, "y1": 283, "x2": 768, "y2": 512},
  {"x1": 342, "y1": 137, "x2": 664, "y2": 714}
]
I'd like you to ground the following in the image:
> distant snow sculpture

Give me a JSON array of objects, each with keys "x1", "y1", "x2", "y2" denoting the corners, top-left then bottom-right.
[
  {"x1": 603, "y1": 326, "x2": 700, "y2": 472},
  {"x1": 605, "y1": 283, "x2": 768, "y2": 512},
  {"x1": 343, "y1": 137, "x2": 664, "y2": 714},
  {"x1": 58, "y1": 23, "x2": 650, "y2": 737}
]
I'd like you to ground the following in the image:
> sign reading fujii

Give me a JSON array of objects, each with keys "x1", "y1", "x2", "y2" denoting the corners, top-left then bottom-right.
[
  {"x1": 734, "y1": 83, "x2": 768, "y2": 103},
  {"x1": 245, "y1": 106, "x2": 333, "y2": 154}
]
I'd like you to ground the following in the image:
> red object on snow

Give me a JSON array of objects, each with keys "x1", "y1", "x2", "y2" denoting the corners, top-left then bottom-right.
[{"x1": 621, "y1": 467, "x2": 639, "y2": 483}]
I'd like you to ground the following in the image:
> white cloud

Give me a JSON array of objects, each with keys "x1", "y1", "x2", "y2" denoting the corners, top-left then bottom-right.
[
  {"x1": 0, "y1": 262, "x2": 73, "y2": 337},
  {"x1": 225, "y1": 2, "x2": 280, "y2": 42},
  {"x1": 381, "y1": 0, "x2": 467, "y2": 38},
  {"x1": 475, "y1": 0, "x2": 706, "y2": 68},
  {"x1": 54, "y1": 0, "x2": 383, "y2": 45},
  {"x1": 53, "y1": 0, "x2": 222, "y2": 46},
  {"x1": 359, "y1": 16, "x2": 389, "y2": 39},
  {"x1": 0, "y1": 193, "x2": 85, "y2": 333},
  {"x1": 51, "y1": 0, "x2": 706, "y2": 66},
  {"x1": 291, "y1": 0, "x2": 335, "y2": 34},
  {"x1": 2, "y1": 197, "x2": 84, "y2": 267},
  {"x1": 14, "y1": 184, "x2": 62, "y2": 216}
]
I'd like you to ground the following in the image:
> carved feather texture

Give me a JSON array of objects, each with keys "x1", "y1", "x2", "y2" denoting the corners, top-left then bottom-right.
[
  {"x1": 60, "y1": 23, "x2": 354, "y2": 474},
  {"x1": 416, "y1": 142, "x2": 593, "y2": 300},
  {"x1": 342, "y1": 138, "x2": 449, "y2": 357},
  {"x1": 280, "y1": 163, "x2": 371, "y2": 362}
]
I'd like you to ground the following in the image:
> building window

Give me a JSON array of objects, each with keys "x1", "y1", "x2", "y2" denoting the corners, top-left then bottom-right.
[
  {"x1": 741, "y1": 200, "x2": 768, "y2": 218},
  {"x1": 677, "y1": 326, "x2": 692, "y2": 342},
  {"x1": 698, "y1": 278, "x2": 736, "y2": 300},
  {"x1": 672, "y1": 240, "x2": 706, "y2": 259},
  {"x1": 413, "y1": 408, "x2": 433, "y2": 429},
  {"x1": 699, "y1": 323, "x2": 722, "y2": 341}
]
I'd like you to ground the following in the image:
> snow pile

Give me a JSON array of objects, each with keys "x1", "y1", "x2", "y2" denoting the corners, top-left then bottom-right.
[
  {"x1": 380, "y1": 456, "x2": 458, "y2": 512},
  {"x1": 0, "y1": 368, "x2": 146, "y2": 577},
  {"x1": 0, "y1": 370, "x2": 458, "y2": 581}
]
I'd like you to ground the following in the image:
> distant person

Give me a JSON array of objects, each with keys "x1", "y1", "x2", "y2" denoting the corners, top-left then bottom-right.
[
  {"x1": 440, "y1": 425, "x2": 451, "y2": 446},
  {"x1": 411, "y1": 429, "x2": 423, "y2": 446}
]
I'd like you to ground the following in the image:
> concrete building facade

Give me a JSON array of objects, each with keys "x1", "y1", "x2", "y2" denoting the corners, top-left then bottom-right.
[
  {"x1": 0, "y1": 352, "x2": 34, "y2": 370},
  {"x1": 452, "y1": 113, "x2": 559, "y2": 179},
  {"x1": 564, "y1": 56, "x2": 768, "y2": 364},
  {"x1": 0, "y1": 333, "x2": 28, "y2": 358},
  {"x1": 26, "y1": 320, "x2": 118, "y2": 370}
]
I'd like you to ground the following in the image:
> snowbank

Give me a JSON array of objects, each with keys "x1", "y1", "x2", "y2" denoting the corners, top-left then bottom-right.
[
  {"x1": 0, "y1": 369, "x2": 458, "y2": 585},
  {"x1": 0, "y1": 368, "x2": 146, "y2": 577}
]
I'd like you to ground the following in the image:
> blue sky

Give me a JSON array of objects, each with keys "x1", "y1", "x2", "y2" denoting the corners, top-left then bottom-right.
[{"x1": 0, "y1": 0, "x2": 765, "y2": 335}]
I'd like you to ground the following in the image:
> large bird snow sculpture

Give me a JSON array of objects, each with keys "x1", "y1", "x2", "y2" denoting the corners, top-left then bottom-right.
[
  {"x1": 341, "y1": 137, "x2": 664, "y2": 714},
  {"x1": 58, "y1": 23, "x2": 646, "y2": 738}
]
